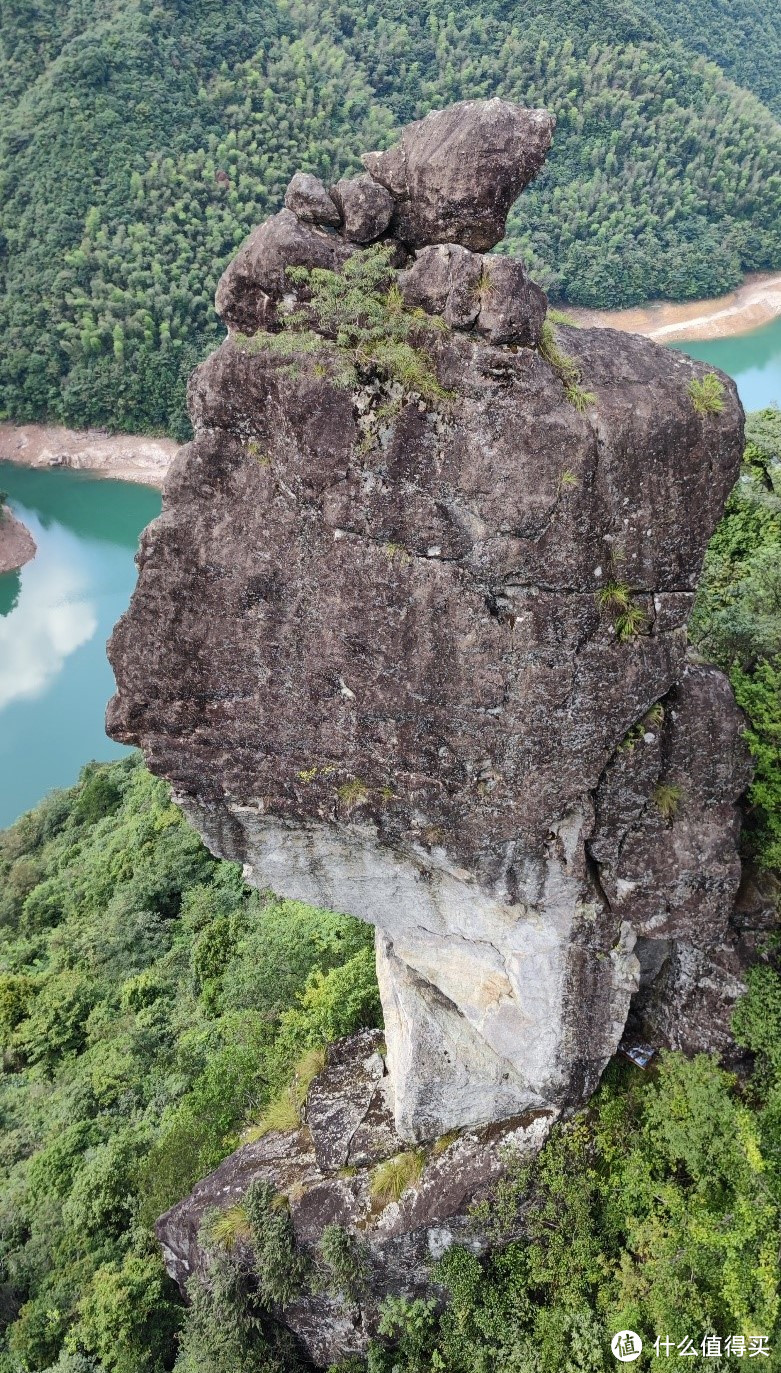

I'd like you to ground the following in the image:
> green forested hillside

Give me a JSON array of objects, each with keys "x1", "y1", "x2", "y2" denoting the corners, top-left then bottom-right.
[
  {"x1": 1, "y1": 0, "x2": 781, "y2": 438},
  {"x1": 0, "y1": 758, "x2": 380, "y2": 1372},
  {"x1": 0, "y1": 413, "x2": 780, "y2": 1372}
]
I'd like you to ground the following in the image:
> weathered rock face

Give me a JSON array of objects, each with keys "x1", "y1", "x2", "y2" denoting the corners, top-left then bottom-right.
[
  {"x1": 0, "y1": 507, "x2": 36, "y2": 575},
  {"x1": 362, "y1": 97, "x2": 555, "y2": 250},
  {"x1": 156, "y1": 1029, "x2": 555, "y2": 1366},
  {"x1": 108, "y1": 97, "x2": 750, "y2": 1147}
]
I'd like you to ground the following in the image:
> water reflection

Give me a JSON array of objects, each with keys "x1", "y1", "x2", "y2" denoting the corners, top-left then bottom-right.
[
  {"x1": 0, "y1": 556, "x2": 96, "y2": 709},
  {"x1": 0, "y1": 569, "x2": 21, "y2": 617},
  {"x1": 0, "y1": 464, "x2": 161, "y2": 828}
]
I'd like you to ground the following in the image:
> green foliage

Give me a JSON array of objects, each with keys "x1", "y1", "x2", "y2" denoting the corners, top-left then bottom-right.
[
  {"x1": 369, "y1": 1054, "x2": 781, "y2": 1371},
  {"x1": 245, "y1": 1046, "x2": 326, "y2": 1140},
  {"x1": 175, "y1": 1244, "x2": 294, "y2": 1373},
  {"x1": 244, "y1": 1181, "x2": 310, "y2": 1308},
  {"x1": 691, "y1": 407, "x2": 781, "y2": 867},
  {"x1": 689, "y1": 372, "x2": 726, "y2": 416},
  {"x1": 76, "y1": 1251, "x2": 179, "y2": 1373},
  {"x1": 318, "y1": 1224, "x2": 370, "y2": 1302},
  {"x1": 243, "y1": 245, "x2": 450, "y2": 402},
  {"x1": 0, "y1": 755, "x2": 379, "y2": 1369},
  {"x1": 2, "y1": 2, "x2": 781, "y2": 435}
]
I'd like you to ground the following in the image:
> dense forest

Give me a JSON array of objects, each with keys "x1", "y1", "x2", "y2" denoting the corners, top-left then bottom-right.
[
  {"x1": 1, "y1": 0, "x2": 781, "y2": 437},
  {"x1": 0, "y1": 408, "x2": 780, "y2": 1372}
]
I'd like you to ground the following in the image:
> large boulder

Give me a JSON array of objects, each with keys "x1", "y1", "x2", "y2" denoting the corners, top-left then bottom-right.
[
  {"x1": 108, "y1": 97, "x2": 750, "y2": 1148},
  {"x1": 215, "y1": 208, "x2": 353, "y2": 332},
  {"x1": 331, "y1": 173, "x2": 395, "y2": 243},
  {"x1": 362, "y1": 97, "x2": 555, "y2": 250},
  {"x1": 284, "y1": 172, "x2": 342, "y2": 228}
]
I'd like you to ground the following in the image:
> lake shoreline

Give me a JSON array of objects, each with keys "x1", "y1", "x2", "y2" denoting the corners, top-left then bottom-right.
[
  {"x1": 0, "y1": 422, "x2": 179, "y2": 490},
  {"x1": 567, "y1": 271, "x2": 781, "y2": 343}
]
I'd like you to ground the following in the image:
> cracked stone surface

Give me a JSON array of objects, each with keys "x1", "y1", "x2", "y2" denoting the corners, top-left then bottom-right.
[
  {"x1": 156, "y1": 1029, "x2": 556, "y2": 1366},
  {"x1": 108, "y1": 97, "x2": 751, "y2": 1143}
]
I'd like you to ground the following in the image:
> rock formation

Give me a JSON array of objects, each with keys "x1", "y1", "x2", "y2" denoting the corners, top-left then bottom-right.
[
  {"x1": 0, "y1": 505, "x2": 36, "y2": 574},
  {"x1": 157, "y1": 1029, "x2": 554, "y2": 1366},
  {"x1": 108, "y1": 98, "x2": 750, "y2": 1159}
]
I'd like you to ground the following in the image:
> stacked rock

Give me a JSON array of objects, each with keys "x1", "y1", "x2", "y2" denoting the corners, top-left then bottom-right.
[
  {"x1": 215, "y1": 97, "x2": 552, "y2": 344},
  {"x1": 109, "y1": 97, "x2": 751, "y2": 1154}
]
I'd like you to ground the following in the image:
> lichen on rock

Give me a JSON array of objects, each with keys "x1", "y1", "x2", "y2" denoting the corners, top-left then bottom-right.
[{"x1": 108, "y1": 97, "x2": 750, "y2": 1163}]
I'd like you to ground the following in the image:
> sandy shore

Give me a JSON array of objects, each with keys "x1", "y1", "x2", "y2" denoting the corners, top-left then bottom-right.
[
  {"x1": 567, "y1": 271, "x2": 781, "y2": 342},
  {"x1": 0, "y1": 508, "x2": 37, "y2": 574},
  {"x1": 0, "y1": 423, "x2": 179, "y2": 489}
]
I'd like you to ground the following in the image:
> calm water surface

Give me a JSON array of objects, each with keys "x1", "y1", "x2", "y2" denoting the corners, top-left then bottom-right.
[
  {"x1": 671, "y1": 315, "x2": 781, "y2": 411},
  {"x1": 0, "y1": 465, "x2": 160, "y2": 826},
  {"x1": 0, "y1": 316, "x2": 779, "y2": 828}
]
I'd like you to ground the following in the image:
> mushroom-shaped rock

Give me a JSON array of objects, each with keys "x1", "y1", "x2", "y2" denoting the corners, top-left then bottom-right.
[
  {"x1": 284, "y1": 171, "x2": 342, "y2": 227},
  {"x1": 215, "y1": 208, "x2": 353, "y2": 333},
  {"x1": 363, "y1": 97, "x2": 555, "y2": 250},
  {"x1": 330, "y1": 173, "x2": 395, "y2": 243},
  {"x1": 109, "y1": 98, "x2": 751, "y2": 1152}
]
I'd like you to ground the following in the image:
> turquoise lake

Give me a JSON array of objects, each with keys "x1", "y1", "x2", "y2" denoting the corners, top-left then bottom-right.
[
  {"x1": 0, "y1": 318, "x2": 780, "y2": 828},
  {"x1": 0, "y1": 466, "x2": 160, "y2": 826}
]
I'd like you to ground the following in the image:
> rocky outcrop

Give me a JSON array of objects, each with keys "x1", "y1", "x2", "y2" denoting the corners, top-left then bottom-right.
[
  {"x1": 361, "y1": 98, "x2": 554, "y2": 250},
  {"x1": 0, "y1": 507, "x2": 36, "y2": 574},
  {"x1": 108, "y1": 98, "x2": 750, "y2": 1152},
  {"x1": 156, "y1": 1029, "x2": 555, "y2": 1366}
]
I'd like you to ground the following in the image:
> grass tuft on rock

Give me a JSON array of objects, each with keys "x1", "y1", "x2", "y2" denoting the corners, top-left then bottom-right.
[
  {"x1": 370, "y1": 1150, "x2": 426, "y2": 1206},
  {"x1": 206, "y1": 1204, "x2": 252, "y2": 1252}
]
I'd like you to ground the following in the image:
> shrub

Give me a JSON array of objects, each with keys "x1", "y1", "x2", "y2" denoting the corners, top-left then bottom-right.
[
  {"x1": 319, "y1": 1224, "x2": 370, "y2": 1302},
  {"x1": 239, "y1": 244, "x2": 450, "y2": 403},
  {"x1": 689, "y1": 371, "x2": 726, "y2": 415},
  {"x1": 244, "y1": 1181, "x2": 309, "y2": 1308}
]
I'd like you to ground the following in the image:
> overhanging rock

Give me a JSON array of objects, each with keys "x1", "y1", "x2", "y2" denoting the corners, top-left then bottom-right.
[{"x1": 108, "y1": 97, "x2": 750, "y2": 1144}]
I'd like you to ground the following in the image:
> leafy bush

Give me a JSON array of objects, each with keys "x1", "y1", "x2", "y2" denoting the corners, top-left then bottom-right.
[
  {"x1": 0, "y1": 755, "x2": 378, "y2": 1368},
  {"x1": 241, "y1": 244, "x2": 450, "y2": 402},
  {"x1": 244, "y1": 1182, "x2": 309, "y2": 1308},
  {"x1": 319, "y1": 1224, "x2": 370, "y2": 1302}
]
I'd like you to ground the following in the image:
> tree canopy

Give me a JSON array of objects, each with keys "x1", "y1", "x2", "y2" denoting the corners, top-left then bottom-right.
[{"x1": 1, "y1": 0, "x2": 780, "y2": 438}]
